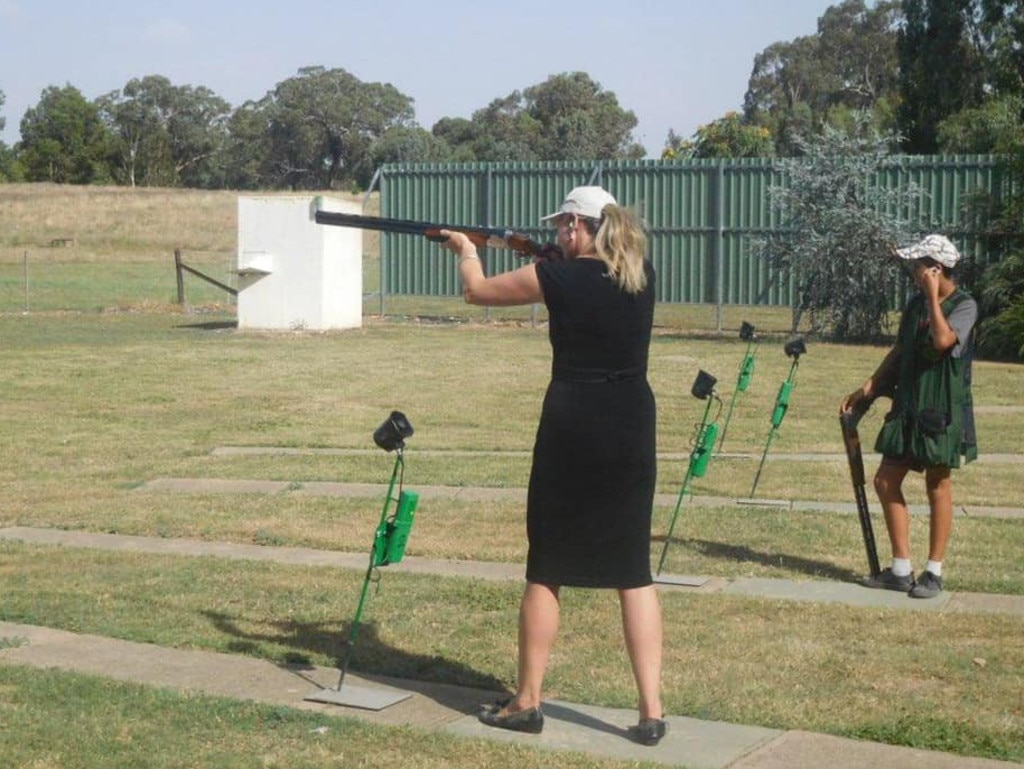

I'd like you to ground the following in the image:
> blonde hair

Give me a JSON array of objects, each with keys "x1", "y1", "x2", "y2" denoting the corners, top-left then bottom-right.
[{"x1": 591, "y1": 205, "x2": 648, "y2": 294}]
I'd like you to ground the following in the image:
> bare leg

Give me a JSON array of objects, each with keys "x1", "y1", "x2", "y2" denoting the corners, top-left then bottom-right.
[
  {"x1": 508, "y1": 581, "x2": 560, "y2": 712},
  {"x1": 924, "y1": 466, "x2": 953, "y2": 562},
  {"x1": 619, "y1": 584, "x2": 663, "y2": 720},
  {"x1": 874, "y1": 459, "x2": 912, "y2": 559}
]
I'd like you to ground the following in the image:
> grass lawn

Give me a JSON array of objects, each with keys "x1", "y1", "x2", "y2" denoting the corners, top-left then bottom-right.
[{"x1": 1, "y1": 184, "x2": 1022, "y2": 766}]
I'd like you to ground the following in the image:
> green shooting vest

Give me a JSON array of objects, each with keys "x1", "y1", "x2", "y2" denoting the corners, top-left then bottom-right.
[{"x1": 874, "y1": 289, "x2": 978, "y2": 468}]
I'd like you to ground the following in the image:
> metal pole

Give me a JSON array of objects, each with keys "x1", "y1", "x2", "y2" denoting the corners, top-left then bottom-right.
[
  {"x1": 377, "y1": 168, "x2": 387, "y2": 317},
  {"x1": 657, "y1": 396, "x2": 716, "y2": 575},
  {"x1": 749, "y1": 356, "x2": 800, "y2": 497},
  {"x1": 717, "y1": 339, "x2": 756, "y2": 452},
  {"x1": 484, "y1": 166, "x2": 492, "y2": 323},
  {"x1": 23, "y1": 251, "x2": 29, "y2": 313},
  {"x1": 715, "y1": 163, "x2": 725, "y2": 334},
  {"x1": 363, "y1": 167, "x2": 382, "y2": 207},
  {"x1": 334, "y1": 449, "x2": 404, "y2": 692}
]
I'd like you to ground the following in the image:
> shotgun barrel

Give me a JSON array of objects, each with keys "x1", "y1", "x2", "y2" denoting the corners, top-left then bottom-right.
[{"x1": 312, "y1": 201, "x2": 553, "y2": 259}]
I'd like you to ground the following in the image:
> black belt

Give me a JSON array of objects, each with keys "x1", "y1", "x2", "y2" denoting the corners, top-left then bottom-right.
[{"x1": 552, "y1": 364, "x2": 643, "y2": 384}]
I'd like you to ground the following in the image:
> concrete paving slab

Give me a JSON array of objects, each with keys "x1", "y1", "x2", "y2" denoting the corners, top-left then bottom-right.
[
  {"x1": 5, "y1": 527, "x2": 1024, "y2": 618},
  {"x1": 0, "y1": 621, "x2": 489, "y2": 730},
  {"x1": 3, "y1": 620, "x2": 1021, "y2": 769},
  {"x1": 4, "y1": 526, "x2": 1024, "y2": 769},
  {"x1": 0, "y1": 526, "x2": 527, "y2": 582},
  {"x1": 654, "y1": 573, "x2": 713, "y2": 588},
  {"x1": 139, "y1": 478, "x2": 530, "y2": 504},
  {"x1": 446, "y1": 699, "x2": 782, "y2": 769},
  {"x1": 731, "y1": 730, "x2": 1022, "y2": 769},
  {"x1": 0, "y1": 620, "x2": 784, "y2": 769},
  {"x1": 724, "y1": 577, "x2": 952, "y2": 611}
]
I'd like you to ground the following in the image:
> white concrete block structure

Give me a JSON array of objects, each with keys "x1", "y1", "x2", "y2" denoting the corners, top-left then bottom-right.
[{"x1": 236, "y1": 195, "x2": 362, "y2": 331}]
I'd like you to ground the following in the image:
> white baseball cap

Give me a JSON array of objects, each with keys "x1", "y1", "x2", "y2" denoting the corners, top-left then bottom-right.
[
  {"x1": 895, "y1": 234, "x2": 961, "y2": 268},
  {"x1": 541, "y1": 186, "x2": 617, "y2": 221}
]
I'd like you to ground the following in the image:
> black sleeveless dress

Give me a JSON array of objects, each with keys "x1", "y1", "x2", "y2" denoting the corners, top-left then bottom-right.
[{"x1": 526, "y1": 257, "x2": 657, "y2": 589}]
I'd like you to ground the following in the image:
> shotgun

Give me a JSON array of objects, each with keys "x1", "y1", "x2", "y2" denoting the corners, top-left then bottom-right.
[
  {"x1": 840, "y1": 403, "x2": 881, "y2": 577},
  {"x1": 311, "y1": 198, "x2": 562, "y2": 260}
]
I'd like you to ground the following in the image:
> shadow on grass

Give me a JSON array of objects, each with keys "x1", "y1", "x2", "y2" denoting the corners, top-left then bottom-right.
[
  {"x1": 200, "y1": 609, "x2": 509, "y2": 712},
  {"x1": 176, "y1": 320, "x2": 238, "y2": 331},
  {"x1": 667, "y1": 538, "x2": 861, "y2": 583}
]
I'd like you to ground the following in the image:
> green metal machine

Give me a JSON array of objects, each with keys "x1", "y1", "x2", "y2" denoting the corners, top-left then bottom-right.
[
  {"x1": 749, "y1": 339, "x2": 807, "y2": 498},
  {"x1": 717, "y1": 321, "x2": 759, "y2": 453},
  {"x1": 657, "y1": 370, "x2": 721, "y2": 577},
  {"x1": 305, "y1": 411, "x2": 418, "y2": 710}
]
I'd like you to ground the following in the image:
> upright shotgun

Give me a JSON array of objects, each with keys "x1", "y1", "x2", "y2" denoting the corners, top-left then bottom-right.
[
  {"x1": 311, "y1": 198, "x2": 562, "y2": 260},
  {"x1": 840, "y1": 403, "x2": 881, "y2": 577}
]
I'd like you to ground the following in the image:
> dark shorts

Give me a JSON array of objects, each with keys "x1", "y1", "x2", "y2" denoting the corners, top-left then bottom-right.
[{"x1": 880, "y1": 455, "x2": 950, "y2": 475}]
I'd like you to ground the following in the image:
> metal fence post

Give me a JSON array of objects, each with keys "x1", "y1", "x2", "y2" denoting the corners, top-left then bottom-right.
[{"x1": 715, "y1": 163, "x2": 725, "y2": 333}]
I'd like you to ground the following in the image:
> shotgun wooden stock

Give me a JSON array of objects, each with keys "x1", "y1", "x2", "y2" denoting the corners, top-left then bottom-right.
[{"x1": 312, "y1": 204, "x2": 560, "y2": 260}]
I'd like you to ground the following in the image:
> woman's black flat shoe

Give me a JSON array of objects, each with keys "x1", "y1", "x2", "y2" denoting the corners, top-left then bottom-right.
[
  {"x1": 627, "y1": 717, "x2": 667, "y2": 746},
  {"x1": 478, "y1": 700, "x2": 544, "y2": 734}
]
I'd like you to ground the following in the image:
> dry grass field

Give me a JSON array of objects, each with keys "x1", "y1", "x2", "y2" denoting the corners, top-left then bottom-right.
[
  {"x1": 0, "y1": 183, "x2": 238, "y2": 261},
  {"x1": 0, "y1": 184, "x2": 376, "y2": 312}
]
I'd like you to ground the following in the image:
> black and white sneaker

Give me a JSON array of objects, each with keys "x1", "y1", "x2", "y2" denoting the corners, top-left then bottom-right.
[
  {"x1": 860, "y1": 568, "x2": 915, "y2": 592},
  {"x1": 909, "y1": 569, "x2": 943, "y2": 599}
]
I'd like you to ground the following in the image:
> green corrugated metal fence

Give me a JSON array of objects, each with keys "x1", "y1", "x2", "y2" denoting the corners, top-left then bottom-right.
[{"x1": 377, "y1": 155, "x2": 1003, "y2": 311}]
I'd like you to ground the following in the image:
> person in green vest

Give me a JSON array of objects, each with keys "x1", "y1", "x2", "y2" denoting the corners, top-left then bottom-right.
[{"x1": 841, "y1": 234, "x2": 978, "y2": 599}]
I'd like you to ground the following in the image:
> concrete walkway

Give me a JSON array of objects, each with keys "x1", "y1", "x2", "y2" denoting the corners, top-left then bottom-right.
[
  {"x1": 3, "y1": 526, "x2": 1024, "y2": 617},
  {"x1": 2, "y1": 524, "x2": 1022, "y2": 769}
]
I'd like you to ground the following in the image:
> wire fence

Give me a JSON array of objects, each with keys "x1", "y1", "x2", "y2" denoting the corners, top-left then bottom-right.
[
  {"x1": 0, "y1": 248, "x2": 809, "y2": 337},
  {"x1": 0, "y1": 250, "x2": 237, "y2": 313}
]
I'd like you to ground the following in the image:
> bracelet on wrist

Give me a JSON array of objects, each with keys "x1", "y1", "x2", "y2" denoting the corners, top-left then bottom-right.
[{"x1": 458, "y1": 254, "x2": 480, "y2": 266}]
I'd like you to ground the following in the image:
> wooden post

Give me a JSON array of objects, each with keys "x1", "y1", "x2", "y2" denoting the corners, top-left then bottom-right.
[{"x1": 174, "y1": 249, "x2": 186, "y2": 306}]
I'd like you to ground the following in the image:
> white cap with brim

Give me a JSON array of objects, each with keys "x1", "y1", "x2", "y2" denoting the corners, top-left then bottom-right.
[
  {"x1": 541, "y1": 186, "x2": 617, "y2": 221},
  {"x1": 895, "y1": 234, "x2": 961, "y2": 268}
]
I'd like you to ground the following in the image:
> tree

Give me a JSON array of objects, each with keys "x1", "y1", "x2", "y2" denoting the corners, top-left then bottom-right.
[
  {"x1": 0, "y1": 141, "x2": 20, "y2": 182},
  {"x1": 744, "y1": 35, "x2": 826, "y2": 152},
  {"x1": 431, "y1": 117, "x2": 481, "y2": 162},
  {"x1": 961, "y1": 1, "x2": 1024, "y2": 359},
  {"x1": 440, "y1": 72, "x2": 643, "y2": 162},
  {"x1": 367, "y1": 125, "x2": 451, "y2": 170},
  {"x1": 220, "y1": 101, "x2": 271, "y2": 190},
  {"x1": 979, "y1": 0, "x2": 1024, "y2": 96},
  {"x1": 463, "y1": 92, "x2": 543, "y2": 162},
  {"x1": 742, "y1": 1, "x2": 901, "y2": 155},
  {"x1": 963, "y1": 138, "x2": 1024, "y2": 360},
  {"x1": 97, "y1": 75, "x2": 232, "y2": 188},
  {"x1": 897, "y1": 0, "x2": 988, "y2": 154},
  {"x1": 975, "y1": 244, "x2": 1024, "y2": 361},
  {"x1": 0, "y1": 88, "x2": 10, "y2": 181},
  {"x1": 817, "y1": 0, "x2": 901, "y2": 108},
  {"x1": 660, "y1": 129, "x2": 693, "y2": 159},
  {"x1": 242, "y1": 66, "x2": 415, "y2": 190},
  {"x1": 18, "y1": 84, "x2": 112, "y2": 184},
  {"x1": 687, "y1": 112, "x2": 775, "y2": 158},
  {"x1": 937, "y1": 93, "x2": 1024, "y2": 152},
  {"x1": 754, "y1": 119, "x2": 925, "y2": 339},
  {"x1": 523, "y1": 72, "x2": 644, "y2": 160}
]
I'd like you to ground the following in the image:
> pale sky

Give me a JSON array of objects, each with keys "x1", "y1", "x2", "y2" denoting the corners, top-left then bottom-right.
[{"x1": 0, "y1": 0, "x2": 840, "y2": 158}]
